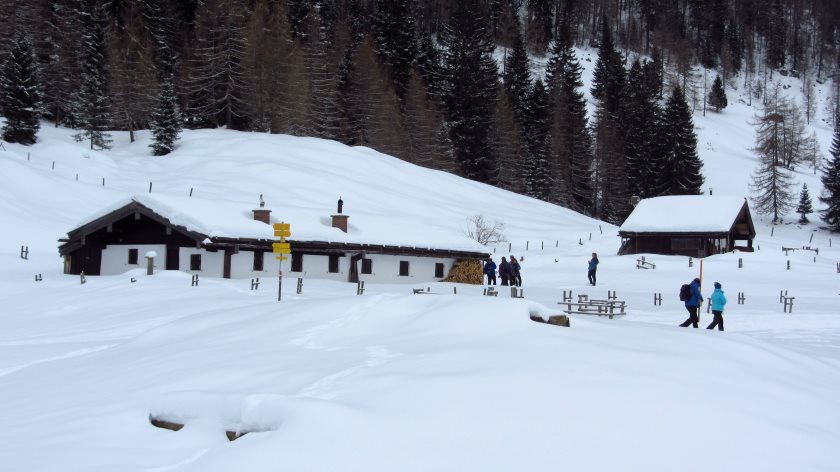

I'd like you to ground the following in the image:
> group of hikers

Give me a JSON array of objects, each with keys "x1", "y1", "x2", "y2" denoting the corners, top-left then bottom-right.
[
  {"x1": 482, "y1": 255, "x2": 523, "y2": 286},
  {"x1": 483, "y1": 251, "x2": 728, "y2": 331},
  {"x1": 680, "y1": 277, "x2": 727, "y2": 331},
  {"x1": 483, "y1": 252, "x2": 599, "y2": 288}
]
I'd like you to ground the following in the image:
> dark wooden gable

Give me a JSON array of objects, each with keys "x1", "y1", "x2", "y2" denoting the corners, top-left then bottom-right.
[
  {"x1": 731, "y1": 201, "x2": 756, "y2": 239},
  {"x1": 59, "y1": 201, "x2": 207, "y2": 258}
]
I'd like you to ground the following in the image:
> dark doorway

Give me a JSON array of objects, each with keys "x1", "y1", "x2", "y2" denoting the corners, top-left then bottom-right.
[{"x1": 166, "y1": 245, "x2": 179, "y2": 270}]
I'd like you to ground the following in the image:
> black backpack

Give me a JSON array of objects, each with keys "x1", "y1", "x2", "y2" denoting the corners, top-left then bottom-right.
[{"x1": 679, "y1": 283, "x2": 691, "y2": 301}]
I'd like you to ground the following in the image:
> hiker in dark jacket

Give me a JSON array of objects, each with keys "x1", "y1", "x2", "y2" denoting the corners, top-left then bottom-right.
[
  {"x1": 510, "y1": 255, "x2": 522, "y2": 286},
  {"x1": 679, "y1": 278, "x2": 703, "y2": 328},
  {"x1": 483, "y1": 259, "x2": 497, "y2": 285},
  {"x1": 707, "y1": 281, "x2": 727, "y2": 331},
  {"x1": 499, "y1": 257, "x2": 511, "y2": 286}
]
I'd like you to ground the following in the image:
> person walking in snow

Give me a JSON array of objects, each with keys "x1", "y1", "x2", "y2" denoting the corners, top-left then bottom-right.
[
  {"x1": 707, "y1": 281, "x2": 727, "y2": 331},
  {"x1": 484, "y1": 258, "x2": 497, "y2": 285},
  {"x1": 587, "y1": 252, "x2": 599, "y2": 286},
  {"x1": 679, "y1": 277, "x2": 703, "y2": 328},
  {"x1": 499, "y1": 256, "x2": 511, "y2": 286},
  {"x1": 510, "y1": 255, "x2": 522, "y2": 286}
]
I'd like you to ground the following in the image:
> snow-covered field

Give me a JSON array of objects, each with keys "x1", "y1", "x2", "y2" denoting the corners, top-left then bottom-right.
[{"x1": 2, "y1": 64, "x2": 840, "y2": 470}]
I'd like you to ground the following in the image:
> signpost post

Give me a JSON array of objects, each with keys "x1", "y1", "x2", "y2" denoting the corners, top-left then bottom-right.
[{"x1": 273, "y1": 223, "x2": 292, "y2": 301}]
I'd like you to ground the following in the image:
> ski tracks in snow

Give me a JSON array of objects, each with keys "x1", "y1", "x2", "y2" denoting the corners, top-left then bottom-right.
[
  {"x1": 0, "y1": 343, "x2": 116, "y2": 378},
  {"x1": 290, "y1": 295, "x2": 402, "y2": 400}
]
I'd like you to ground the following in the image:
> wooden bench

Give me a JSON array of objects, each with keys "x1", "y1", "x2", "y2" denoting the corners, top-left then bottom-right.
[
  {"x1": 412, "y1": 288, "x2": 435, "y2": 294},
  {"x1": 636, "y1": 256, "x2": 656, "y2": 269},
  {"x1": 483, "y1": 287, "x2": 499, "y2": 297},
  {"x1": 557, "y1": 299, "x2": 627, "y2": 319}
]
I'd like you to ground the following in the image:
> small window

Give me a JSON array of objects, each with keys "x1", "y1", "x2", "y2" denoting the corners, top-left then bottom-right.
[
  {"x1": 190, "y1": 254, "x2": 202, "y2": 271},
  {"x1": 128, "y1": 248, "x2": 138, "y2": 265},
  {"x1": 361, "y1": 258, "x2": 372, "y2": 274},
  {"x1": 291, "y1": 253, "x2": 303, "y2": 272},
  {"x1": 435, "y1": 262, "x2": 445, "y2": 278},
  {"x1": 253, "y1": 251, "x2": 264, "y2": 271},
  {"x1": 399, "y1": 261, "x2": 410, "y2": 276},
  {"x1": 328, "y1": 254, "x2": 340, "y2": 273}
]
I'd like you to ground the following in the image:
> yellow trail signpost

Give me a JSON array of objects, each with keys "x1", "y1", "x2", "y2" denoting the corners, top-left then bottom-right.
[{"x1": 273, "y1": 223, "x2": 292, "y2": 301}]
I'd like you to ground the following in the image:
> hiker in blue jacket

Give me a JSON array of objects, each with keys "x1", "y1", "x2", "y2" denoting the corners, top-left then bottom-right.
[
  {"x1": 587, "y1": 252, "x2": 599, "y2": 286},
  {"x1": 483, "y1": 258, "x2": 497, "y2": 285},
  {"x1": 679, "y1": 277, "x2": 703, "y2": 328},
  {"x1": 707, "y1": 281, "x2": 727, "y2": 331}
]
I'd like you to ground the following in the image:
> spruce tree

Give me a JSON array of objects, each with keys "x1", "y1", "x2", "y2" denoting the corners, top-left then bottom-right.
[
  {"x1": 73, "y1": 2, "x2": 112, "y2": 150},
  {"x1": 591, "y1": 17, "x2": 625, "y2": 113},
  {"x1": 522, "y1": 79, "x2": 553, "y2": 201},
  {"x1": 502, "y1": 24, "x2": 531, "y2": 128},
  {"x1": 590, "y1": 16, "x2": 628, "y2": 221},
  {"x1": 820, "y1": 125, "x2": 840, "y2": 231},
  {"x1": 39, "y1": 0, "x2": 81, "y2": 127},
  {"x1": 796, "y1": 183, "x2": 813, "y2": 224},
  {"x1": 624, "y1": 60, "x2": 662, "y2": 199},
  {"x1": 525, "y1": 0, "x2": 552, "y2": 54},
  {"x1": 373, "y1": 0, "x2": 417, "y2": 100},
  {"x1": 149, "y1": 74, "x2": 181, "y2": 156},
  {"x1": 438, "y1": 0, "x2": 499, "y2": 184},
  {"x1": 708, "y1": 75, "x2": 728, "y2": 112},
  {"x1": 766, "y1": 0, "x2": 786, "y2": 69},
  {"x1": 661, "y1": 86, "x2": 704, "y2": 195},
  {"x1": 545, "y1": 22, "x2": 593, "y2": 213},
  {"x1": 1, "y1": 32, "x2": 41, "y2": 145}
]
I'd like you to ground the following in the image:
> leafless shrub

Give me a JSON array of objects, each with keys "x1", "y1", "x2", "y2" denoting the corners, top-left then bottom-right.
[{"x1": 465, "y1": 214, "x2": 507, "y2": 246}]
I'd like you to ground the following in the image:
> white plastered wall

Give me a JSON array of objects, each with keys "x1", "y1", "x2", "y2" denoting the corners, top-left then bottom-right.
[{"x1": 100, "y1": 244, "x2": 166, "y2": 275}]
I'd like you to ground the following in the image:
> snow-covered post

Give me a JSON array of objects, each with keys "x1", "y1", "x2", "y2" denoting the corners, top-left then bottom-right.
[{"x1": 145, "y1": 251, "x2": 156, "y2": 275}]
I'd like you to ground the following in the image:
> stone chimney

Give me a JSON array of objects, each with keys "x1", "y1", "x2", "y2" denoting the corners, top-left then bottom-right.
[
  {"x1": 252, "y1": 194, "x2": 271, "y2": 224},
  {"x1": 331, "y1": 197, "x2": 349, "y2": 233}
]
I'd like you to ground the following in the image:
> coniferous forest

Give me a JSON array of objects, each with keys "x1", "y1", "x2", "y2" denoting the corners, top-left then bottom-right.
[{"x1": 1, "y1": 0, "x2": 839, "y2": 224}]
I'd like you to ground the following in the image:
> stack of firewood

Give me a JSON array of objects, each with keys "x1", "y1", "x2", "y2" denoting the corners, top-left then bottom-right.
[{"x1": 443, "y1": 259, "x2": 483, "y2": 285}]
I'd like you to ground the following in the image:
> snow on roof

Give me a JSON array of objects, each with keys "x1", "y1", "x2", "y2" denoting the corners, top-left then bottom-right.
[
  {"x1": 618, "y1": 195, "x2": 748, "y2": 234},
  {"x1": 70, "y1": 194, "x2": 489, "y2": 254}
]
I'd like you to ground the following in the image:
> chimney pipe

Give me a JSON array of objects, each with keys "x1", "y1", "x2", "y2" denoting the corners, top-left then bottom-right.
[
  {"x1": 331, "y1": 197, "x2": 348, "y2": 232},
  {"x1": 253, "y1": 195, "x2": 271, "y2": 224}
]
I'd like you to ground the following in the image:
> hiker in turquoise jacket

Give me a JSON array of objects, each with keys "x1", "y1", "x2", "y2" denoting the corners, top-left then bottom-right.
[{"x1": 707, "y1": 281, "x2": 727, "y2": 331}]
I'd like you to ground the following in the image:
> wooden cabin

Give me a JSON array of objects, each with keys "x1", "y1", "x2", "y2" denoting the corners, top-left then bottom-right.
[{"x1": 617, "y1": 196, "x2": 756, "y2": 257}]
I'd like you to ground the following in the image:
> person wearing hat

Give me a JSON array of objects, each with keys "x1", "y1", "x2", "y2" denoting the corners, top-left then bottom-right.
[
  {"x1": 679, "y1": 277, "x2": 703, "y2": 328},
  {"x1": 707, "y1": 282, "x2": 727, "y2": 331}
]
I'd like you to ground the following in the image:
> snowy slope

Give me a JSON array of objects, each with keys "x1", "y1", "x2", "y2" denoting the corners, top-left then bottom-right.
[{"x1": 2, "y1": 53, "x2": 840, "y2": 471}]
